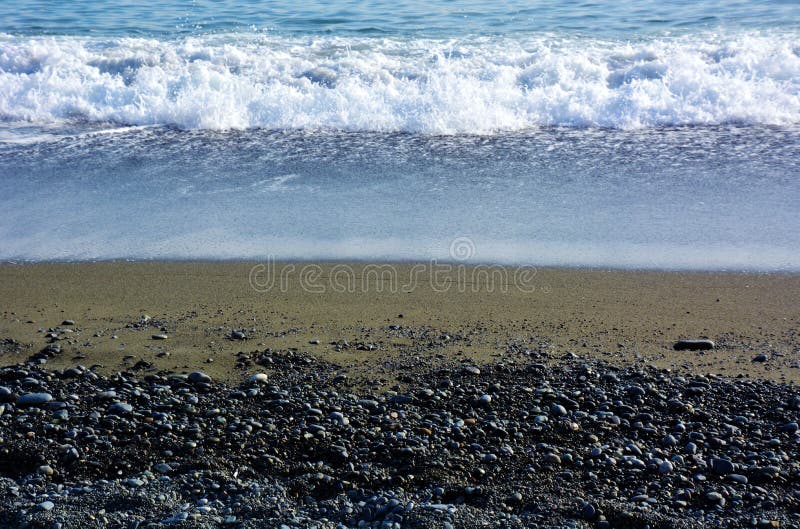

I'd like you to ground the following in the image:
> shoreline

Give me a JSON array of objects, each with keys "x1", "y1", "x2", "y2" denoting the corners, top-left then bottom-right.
[{"x1": 1, "y1": 261, "x2": 798, "y2": 385}]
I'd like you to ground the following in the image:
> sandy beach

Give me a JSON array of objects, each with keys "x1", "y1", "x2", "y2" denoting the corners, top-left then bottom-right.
[
  {"x1": 2, "y1": 262, "x2": 800, "y2": 528},
  {"x1": 1, "y1": 262, "x2": 798, "y2": 384}
]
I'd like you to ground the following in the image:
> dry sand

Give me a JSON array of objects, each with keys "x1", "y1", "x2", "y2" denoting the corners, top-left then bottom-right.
[{"x1": 0, "y1": 262, "x2": 798, "y2": 386}]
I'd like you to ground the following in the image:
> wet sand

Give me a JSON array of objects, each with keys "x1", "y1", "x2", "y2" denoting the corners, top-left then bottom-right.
[{"x1": 0, "y1": 262, "x2": 798, "y2": 385}]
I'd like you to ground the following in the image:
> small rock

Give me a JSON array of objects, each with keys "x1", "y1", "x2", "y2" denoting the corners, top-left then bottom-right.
[
  {"x1": 152, "y1": 334, "x2": 168, "y2": 340},
  {"x1": 330, "y1": 412, "x2": 349, "y2": 426},
  {"x1": 710, "y1": 457, "x2": 734, "y2": 475},
  {"x1": 154, "y1": 463, "x2": 173, "y2": 474},
  {"x1": 543, "y1": 453, "x2": 561, "y2": 465},
  {"x1": 107, "y1": 402, "x2": 133, "y2": 415},
  {"x1": 658, "y1": 460, "x2": 674, "y2": 474},
  {"x1": 188, "y1": 372, "x2": 212, "y2": 384},
  {"x1": 16, "y1": 392, "x2": 53, "y2": 407},
  {"x1": 247, "y1": 373, "x2": 268, "y2": 384},
  {"x1": 61, "y1": 320, "x2": 75, "y2": 326},
  {"x1": 753, "y1": 353, "x2": 769, "y2": 363},
  {"x1": 673, "y1": 339, "x2": 715, "y2": 351}
]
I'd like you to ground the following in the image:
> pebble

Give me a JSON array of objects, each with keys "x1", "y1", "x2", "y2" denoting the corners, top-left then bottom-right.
[
  {"x1": 107, "y1": 402, "x2": 133, "y2": 415},
  {"x1": 247, "y1": 373, "x2": 269, "y2": 384},
  {"x1": 330, "y1": 411, "x2": 350, "y2": 426},
  {"x1": 188, "y1": 372, "x2": 212, "y2": 384},
  {"x1": 151, "y1": 334, "x2": 168, "y2": 340},
  {"x1": 753, "y1": 353, "x2": 769, "y2": 362},
  {"x1": 154, "y1": 463, "x2": 173, "y2": 474},
  {"x1": 16, "y1": 392, "x2": 53, "y2": 407},
  {"x1": 673, "y1": 339, "x2": 715, "y2": 351},
  {"x1": 37, "y1": 501, "x2": 55, "y2": 511},
  {"x1": 0, "y1": 358, "x2": 797, "y2": 528},
  {"x1": 709, "y1": 457, "x2": 734, "y2": 475},
  {"x1": 543, "y1": 453, "x2": 561, "y2": 465}
]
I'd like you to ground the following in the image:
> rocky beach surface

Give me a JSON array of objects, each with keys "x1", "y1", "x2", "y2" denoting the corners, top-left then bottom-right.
[{"x1": 1, "y1": 352, "x2": 799, "y2": 528}]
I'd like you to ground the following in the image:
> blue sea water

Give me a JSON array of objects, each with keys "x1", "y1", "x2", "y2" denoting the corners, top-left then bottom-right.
[{"x1": 0, "y1": 1, "x2": 799, "y2": 269}]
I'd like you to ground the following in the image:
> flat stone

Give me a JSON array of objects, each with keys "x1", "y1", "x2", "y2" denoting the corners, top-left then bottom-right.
[
  {"x1": 107, "y1": 402, "x2": 133, "y2": 415},
  {"x1": 753, "y1": 353, "x2": 769, "y2": 362},
  {"x1": 710, "y1": 457, "x2": 734, "y2": 475},
  {"x1": 38, "y1": 501, "x2": 55, "y2": 511},
  {"x1": 16, "y1": 392, "x2": 53, "y2": 407},
  {"x1": 673, "y1": 339, "x2": 715, "y2": 351},
  {"x1": 151, "y1": 334, "x2": 168, "y2": 340}
]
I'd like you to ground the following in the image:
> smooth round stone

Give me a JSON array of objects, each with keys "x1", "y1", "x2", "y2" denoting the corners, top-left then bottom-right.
[
  {"x1": 477, "y1": 394, "x2": 492, "y2": 405},
  {"x1": 706, "y1": 491, "x2": 725, "y2": 505},
  {"x1": 506, "y1": 492, "x2": 523, "y2": 504},
  {"x1": 658, "y1": 460, "x2": 674, "y2": 474},
  {"x1": 61, "y1": 320, "x2": 75, "y2": 326},
  {"x1": 543, "y1": 453, "x2": 561, "y2": 465},
  {"x1": 231, "y1": 331, "x2": 247, "y2": 340},
  {"x1": 247, "y1": 373, "x2": 268, "y2": 384},
  {"x1": 188, "y1": 372, "x2": 212, "y2": 384},
  {"x1": 729, "y1": 473, "x2": 748, "y2": 484},
  {"x1": 37, "y1": 465, "x2": 54, "y2": 476},
  {"x1": 107, "y1": 402, "x2": 133, "y2": 415},
  {"x1": 550, "y1": 404, "x2": 568, "y2": 417},
  {"x1": 152, "y1": 334, "x2": 169, "y2": 340},
  {"x1": 752, "y1": 353, "x2": 769, "y2": 362},
  {"x1": 17, "y1": 392, "x2": 53, "y2": 407},
  {"x1": 463, "y1": 366, "x2": 481, "y2": 375}
]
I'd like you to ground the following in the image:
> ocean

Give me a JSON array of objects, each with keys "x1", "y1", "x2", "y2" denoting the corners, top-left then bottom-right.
[{"x1": 1, "y1": 0, "x2": 798, "y2": 269}]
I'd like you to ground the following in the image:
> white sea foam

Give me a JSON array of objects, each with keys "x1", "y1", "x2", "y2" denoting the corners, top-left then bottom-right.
[{"x1": 1, "y1": 31, "x2": 799, "y2": 133}]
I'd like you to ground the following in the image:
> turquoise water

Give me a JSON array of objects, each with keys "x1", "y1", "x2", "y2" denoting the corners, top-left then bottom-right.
[
  {"x1": 0, "y1": 1, "x2": 799, "y2": 269},
  {"x1": 2, "y1": 0, "x2": 799, "y2": 37}
]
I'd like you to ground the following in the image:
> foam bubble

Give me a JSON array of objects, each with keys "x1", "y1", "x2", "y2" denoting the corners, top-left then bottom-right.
[{"x1": 1, "y1": 31, "x2": 799, "y2": 133}]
